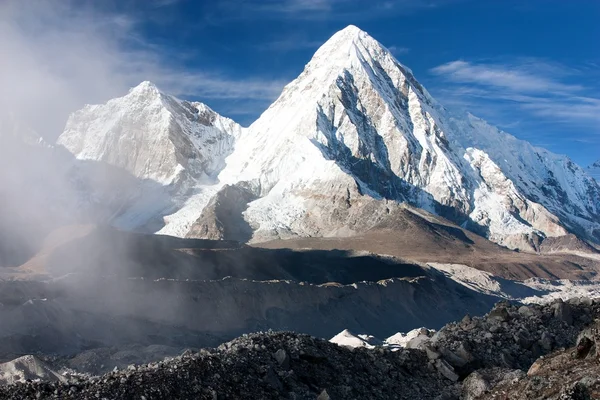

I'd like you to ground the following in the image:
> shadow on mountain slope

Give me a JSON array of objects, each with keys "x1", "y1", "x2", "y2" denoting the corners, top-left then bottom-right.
[
  {"x1": 258, "y1": 206, "x2": 600, "y2": 281},
  {"x1": 16, "y1": 225, "x2": 424, "y2": 284}
]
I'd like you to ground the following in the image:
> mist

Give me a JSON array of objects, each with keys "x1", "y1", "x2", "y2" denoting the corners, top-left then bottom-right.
[
  {"x1": 0, "y1": 0, "x2": 180, "y2": 267},
  {"x1": 0, "y1": 0, "x2": 163, "y2": 140}
]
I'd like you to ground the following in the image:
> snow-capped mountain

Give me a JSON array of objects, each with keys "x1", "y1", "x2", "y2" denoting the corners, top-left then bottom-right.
[
  {"x1": 58, "y1": 81, "x2": 243, "y2": 186},
  {"x1": 216, "y1": 25, "x2": 598, "y2": 249},
  {"x1": 57, "y1": 81, "x2": 245, "y2": 235},
  {"x1": 588, "y1": 160, "x2": 600, "y2": 183},
  {"x1": 56, "y1": 25, "x2": 600, "y2": 250}
]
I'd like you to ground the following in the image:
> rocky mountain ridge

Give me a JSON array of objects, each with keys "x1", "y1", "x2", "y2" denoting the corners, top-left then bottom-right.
[{"x1": 55, "y1": 25, "x2": 600, "y2": 252}]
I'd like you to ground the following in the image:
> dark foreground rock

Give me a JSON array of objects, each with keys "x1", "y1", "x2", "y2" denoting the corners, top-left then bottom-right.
[
  {"x1": 0, "y1": 332, "x2": 456, "y2": 400},
  {"x1": 1, "y1": 297, "x2": 600, "y2": 399},
  {"x1": 484, "y1": 342, "x2": 600, "y2": 399}
]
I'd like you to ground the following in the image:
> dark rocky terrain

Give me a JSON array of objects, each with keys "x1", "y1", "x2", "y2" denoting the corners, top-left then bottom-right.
[{"x1": 0, "y1": 298, "x2": 599, "y2": 399}]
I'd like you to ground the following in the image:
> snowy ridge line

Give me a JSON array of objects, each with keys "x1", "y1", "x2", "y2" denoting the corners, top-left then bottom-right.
[{"x1": 55, "y1": 25, "x2": 600, "y2": 250}]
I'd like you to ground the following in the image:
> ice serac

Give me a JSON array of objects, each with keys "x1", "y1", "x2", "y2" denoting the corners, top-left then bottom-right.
[
  {"x1": 215, "y1": 25, "x2": 599, "y2": 249},
  {"x1": 58, "y1": 81, "x2": 242, "y2": 186}
]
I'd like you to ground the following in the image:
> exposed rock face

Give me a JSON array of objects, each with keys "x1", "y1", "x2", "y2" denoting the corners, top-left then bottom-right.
[
  {"x1": 186, "y1": 183, "x2": 257, "y2": 242},
  {"x1": 56, "y1": 83, "x2": 244, "y2": 235},
  {"x1": 215, "y1": 26, "x2": 597, "y2": 250}
]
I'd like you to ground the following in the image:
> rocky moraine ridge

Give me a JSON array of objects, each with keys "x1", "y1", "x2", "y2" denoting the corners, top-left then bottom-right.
[{"x1": 1, "y1": 298, "x2": 600, "y2": 399}]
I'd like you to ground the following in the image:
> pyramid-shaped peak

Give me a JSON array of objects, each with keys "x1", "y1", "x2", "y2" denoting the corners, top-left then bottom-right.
[
  {"x1": 323, "y1": 25, "x2": 380, "y2": 49},
  {"x1": 128, "y1": 80, "x2": 161, "y2": 96},
  {"x1": 334, "y1": 24, "x2": 367, "y2": 39},
  {"x1": 305, "y1": 25, "x2": 396, "y2": 72}
]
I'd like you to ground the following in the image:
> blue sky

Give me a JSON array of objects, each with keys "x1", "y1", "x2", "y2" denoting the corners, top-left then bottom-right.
[{"x1": 3, "y1": 0, "x2": 598, "y2": 166}]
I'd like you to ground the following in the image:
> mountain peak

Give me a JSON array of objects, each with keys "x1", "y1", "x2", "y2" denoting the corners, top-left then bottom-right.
[
  {"x1": 307, "y1": 25, "x2": 389, "y2": 68},
  {"x1": 55, "y1": 27, "x2": 599, "y2": 250},
  {"x1": 332, "y1": 24, "x2": 367, "y2": 40},
  {"x1": 128, "y1": 81, "x2": 161, "y2": 96}
]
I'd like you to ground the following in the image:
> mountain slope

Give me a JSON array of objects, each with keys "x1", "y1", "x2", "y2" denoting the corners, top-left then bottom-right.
[
  {"x1": 56, "y1": 26, "x2": 600, "y2": 251},
  {"x1": 58, "y1": 81, "x2": 243, "y2": 186},
  {"x1": 215, "y1": 25, "x2": 598, "y2": 249},
  {"x1": 57, "y1": 82, "x2": 244, "y2": 235}
]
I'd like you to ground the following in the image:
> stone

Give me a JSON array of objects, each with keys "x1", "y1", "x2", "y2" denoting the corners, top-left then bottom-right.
[
  {"x1": 264, "y1": 367, "x2": 283, "y2": 391},
  {"x1": 488, "y1": 307, "x2": 510, "y2": 322},
  {"x1": 540, "y1": 331, "x2": 554, "y2": 351},
  {"x1": 455, "y1": 342, "x2": 473, "y2": 364},
  {"x1": 317, "y1": 389, "x2": 331, "y2": 400},
  {"x1": 579, "y1": 297, "x2": 593, "y2": 306},
  {"x1": 553, "y1": 300, "x2": 573, "y2": 325},
  {"x1": 576, "y1": 337, "x2": 594, "y2": 359},
  {"x1": 273, "y1": 349, "x2": 290, "y2": 369},
  {"x1": 440, "y1": 348, "x2": 469, "y2": 368},
  {"x1": 424, "y1": 345, "x2": 441, "y2": 361},
  {"x1": 435, "y1": 359, "x2": 459, "y2": 382},
  {"x1": 406, "y1": 335, "x2": 431, "y2": 349},
  {"x1": 530, "y1": 342, "x2": 543, "y2": 360},
  {"x1": 514, "y1": 330, "x2": 534, "y2": 350},
  {"x1": 518, "y1": 305, "x2": 535, "y2": 317},
  {"x1": 462, "y1": 371, "x2": 490, "y2": 400},
  {"x1": 500, "y1": 352, "x2": 514, "y2": 368},
  {"x1": 527, "y1": 359, "x2": 543, "y2": 376}
]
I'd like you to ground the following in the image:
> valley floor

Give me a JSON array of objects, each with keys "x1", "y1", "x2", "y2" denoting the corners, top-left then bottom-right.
[{"x1": 1, "y1": 226, "x2": 600, "y2": 399}]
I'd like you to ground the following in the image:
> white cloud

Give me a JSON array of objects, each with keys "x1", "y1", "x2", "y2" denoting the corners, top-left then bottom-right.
[
  {"x1": 431, "y1": 60, "x2": 582, "y2": 93},
  {"x1": 0, "y1": 0, "x2": 285, "y2": 140},
  {"x1": 430, "y1": 59, "x2": 600, "y2": 127},
  {"x1": 388, "y1": 46, "x2": 410, "y2": 56}
]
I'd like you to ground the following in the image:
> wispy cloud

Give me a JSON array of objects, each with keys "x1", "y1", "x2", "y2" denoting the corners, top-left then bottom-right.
[
  {"x1": 388, "y1": 45, "x2": 410, "y2": 56},
  {"x1": 0, "y1": 0, "x2": 286, "y2": 139},
  {"x1": 157, "y1": 73, "x2": 287, "y2": 101},
  {"x1": 431, "y1": 60, "x2": 583, "y2": 93},
  {"x1": 212, "y1": 0, "x2": 454, "y2": 21},
  {"x1": 429, "y1": 58, "x2": 600, "y2": 129}
]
